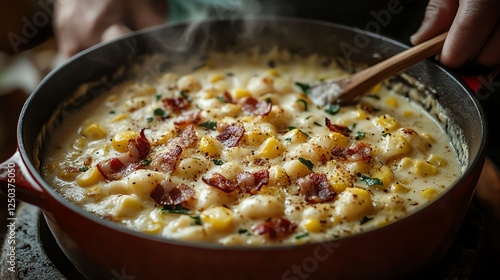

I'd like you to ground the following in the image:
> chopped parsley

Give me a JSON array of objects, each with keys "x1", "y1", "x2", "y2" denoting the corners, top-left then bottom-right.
[
  {"x1": 162, "y1": 205, "x2": 190, "y2": 215},
  {"x1": 356, "y1": 131, "x2": 365, "y2": 140},
  {"x1": 325, "y1": 104, "x2": 340, "y2": 115},
  {"x1": 140, "y1": 159, "x2": 151, "y2": 166},
  {"x1": 296, "y1": 99, "x2": 308, "y2": 111},
  {"x1": 382, "y1": 133, "x2": 391, "y2": 137},
  {"x1": 213, "y1": 159, "x2": 224, "y2": 166},
  {"x1": 295, "y1": 232, "x2": 309, "y2": 239},
  {"x1": 155, "y1": 94, "x2": 162, "y2": 101},
  {"x1": 366, "y1": 94, "x2": 380, "y2": 100},
  {"x1": 153, "y1": 108, "x2": 169, "y2": 119},
  {"x1": 357, "y1": 173, "x2": 383, "y2": 186},
  {"x1": 200, "y1": 121, "x2": 217, "y2": 130},
  {"x1": 288, "y1": 126, "x2": 309, "y2": 138},
  {"x1": 295, "y1": 82, "x2": 311, "y2": 95},
  {"x1": 109, "y1": 110, "x2": 115, "y2": 114},
  {"x1": 190, "y1": 216, "x2": 202, "y2": 225},
  {"x1": 146, "y1": 117, "x2": 154, "y2": 123},
  {"x1": 266, "y1": 97, "x2": 272, "y2": 104},
  {"x1": 360, "y1": 216, "x2": 374, "y2": 225},
  {"x1": 180, "y1": 91, "x2": 191, "y2": 102},
  {"x1": 216, "y1": 96, "x2": 229, "y2": 103},
  {"x1": 238, "y1": 228, "x2": 248, "y2": 234},
  {"x1": 288, "y1": 126, "x2": 297, "y2": 130},
  {"x1": 284, "y1": 137, "x2": 292, "y2": 143},
  {"x1": 298, "y1": 157, "x2": 314, "y2": 171},
  {"x1": 79, "y1": 167, "x2": 89, "y2": 172}
]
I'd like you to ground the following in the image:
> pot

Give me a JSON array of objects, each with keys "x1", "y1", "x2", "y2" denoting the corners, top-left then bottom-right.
[{"x1": 0, "y1": 17, "x2": 487, "y2": 279}]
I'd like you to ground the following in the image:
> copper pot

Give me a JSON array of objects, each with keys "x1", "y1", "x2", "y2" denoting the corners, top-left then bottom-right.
[{"x1": 0, "y1": 17, "x2": 487, "y2": 279}]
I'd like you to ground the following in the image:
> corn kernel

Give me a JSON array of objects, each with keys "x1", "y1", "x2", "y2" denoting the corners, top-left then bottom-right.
[
  {"x1": 233, "y1": 88, "x2": 251, "y2": 99},
  {"x1": 244, "y1": 125, "x2": 277, "y2": 146},
  {"x1": 371, "y1": 83, "x2": 382, "y2": 93},
  {"x1": 77, "y1": 167, "x2": 104, "y2": 187},
  {"x1": 283, "y1": 159, "x2": 313, "y2": 178},
  {"x1": 421, "y1": 132, "x2": 435, "y2": 144},
  {"x1": 110, "y1": 113, "x2": 127, "y2": 123},
  {"x1": 156, "y1": 130, "x2": 176, "y2": 145},
  {"x1": 201, "y1": 89, "x2": 215, "y2": 99},
  {"x1": 201, "y1": 206, "x2": 234, "y2": 232},
  {"x1": 328, "y1": 173, "x2": 352, "y2": 194},
  {"x1": 398, "y1": 157, "x2": 413, "y2": 170},
  {"x1": 114, "y1": 195, "x2": 144, "y2": 218},
  {"x1": 374, "y1": 114, "x2": 399, "y2": 132},
  {"x1": 330, "y1": 132, "x2": 350, "y2": 148},
  {"x1": 427, "y1": 154, "x2": 447, "y2": 167},
  {"x1": 257, "y1": 137, "x2": 284, "y2": 158},
  {"x1": 414, "y1": 160, "x2": 439, "y2": 176},
  {"x1": 354, "y1": 109, "x2": 368, "y2": 120},
  {"x1": 385, "y1": 97, "x2": 398, "y2": 107},
  {"x1": 73, "y1": 137, "x2": 87, "y2": 149},
  {"x1": 199, "y1": 135, "x2": 223, "y2": 157},
  {"x1": 402, "y1": 110, "x2": 413, "y2": 117},
  {"x1": 57, "y1": 166, "x2": 80, "y2": 181},
  {"x1": 107, "y1": 94, "x2": 119, "y2": 103},
  {"x1": 390, "y1": 183, "x2": 410, "y2": 194},
  {"x1": 267, "y1": 68, "x2": 279, "y2": 77},
  {"x1": 371, "y1": 165, "x2": 393, "y2": 186},
  {"x1": 303, "y1": 218, "x2": 322, "y2": 233},
  {"x1": 335, "y1": 188, "x2": 373, "y2": 221},
  {"x1": 112, "y1": 131, "x2": 139, "y2": 153},
  {"x1": 421, "y1": 188, "x2": 438, "y2": 199},
  {"x1": 81, "y1": 123, "x2": 107, "y2": 140},
  {"x1": 283, "y1": 129, "x2": 309, "y2": 145},
  {"x1": 209, "y1": 73, "x2": 224, "y2": 83}
]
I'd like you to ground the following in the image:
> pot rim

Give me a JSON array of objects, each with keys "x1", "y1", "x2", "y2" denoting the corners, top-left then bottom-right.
[{"x1": 17, "y1": 16, "x2": 489, "y2": 250}]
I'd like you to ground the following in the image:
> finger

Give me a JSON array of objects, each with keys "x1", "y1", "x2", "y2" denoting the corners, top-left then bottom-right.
[
  {"x1": 477, "y1": 21, "x2": 500, "y2": 67},
  {"x1": 440, "y1": 0, "x2": 500, "y2": 68},
  {"x1": 127, "y1": 0, "x2": 168, "y2": 29},
  {"x1": 101, "y1": 23, "x2": 131, "y2": 42},
  {"x1": 410, "y1": 0, "x2": 458, "y2": 45}
]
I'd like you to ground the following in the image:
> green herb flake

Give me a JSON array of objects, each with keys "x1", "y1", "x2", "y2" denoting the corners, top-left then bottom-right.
[
  {"x1": 382, "y1": 133, "x2": 391, "y2": 137},
  {"x1": 360, "y1": 216, "x2": 374, "y2": 225},
  {"x1": 162, "y1": 205, "x2": 191, "y2": 215},
  {"x1": 180, "y1": 91, "x2": 191, "y2": 102},
  {"x1": 226, "y1": 72, "x2": 234, "y2": 76},
  {"x1": 333, "y1": 234, "x2": 340, "y2": 239},
  {"x1": 295, "y1": 82, "x2": 311, "y2": 95},
  {"x1": 213, "y1": 159, "x2": 224, "y2": 166},
  {"x1": 79, "y1": 167, "x2": 89, "y2": 172},
  {"x1": 295, "y1": 232, "x2": 309, "y2": 239},
  {"x1": 325, "y1": 104, "x2": 341, "y2": 115},
  {"x1": 366, "y1": 94, "x2": 380, "y2": 100},
  {"x1": 357, "y1": 173, "x2": 383, "y2": 186},
  {"x1": 146, "y1": 117, "x2": 154, "y2": 123},
  {"x1": 153, "y1": 108, "x2": 169, "y2": 119},
  {"x1": 156, "y1": 94, "x2": 162, "y2": 101},
  {"x1": 216, "y1": 96, "x2": 229, "y2": 103},
  {"x1": 200, "y1": 121, "x2": 217, "y2": 130},
  {"x1": 298, "y1": 157, "x2": 314, "y2": 171},
  {"x1": 288, "y1": 126, "x2": 297, "y2": 131},
  {"x1": 238, "y1": 228, "x2": 248, "y2": 234},
  {"x1": 313, "y1": 122, "x2": 322, "y2": 127},
  {"x1": 190, "y1": 215, "x2": 202, "y2": 225},
  {"x1": 296, "y1": 99, "x2": 308, "y2": 111},
  {"x1": 140, "y1": 159, "x2": 151, "y2": 166},
  {"x1": 109, "y1": 110, "x2": 115, "y2": 114},
  {"x1": 356, "y1": 131, "x2": 365, "y2": 140},
  {"x1": 284, "y1": 137, "x2": 292, "y2": 143},
  {"x1": 266, "y1": 97, "x2": 272, "y2": 104}
]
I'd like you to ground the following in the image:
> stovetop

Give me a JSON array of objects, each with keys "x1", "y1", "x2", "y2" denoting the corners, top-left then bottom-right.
[{"x1": 0, "y1": 198, "x2": 489, "y2": 280}]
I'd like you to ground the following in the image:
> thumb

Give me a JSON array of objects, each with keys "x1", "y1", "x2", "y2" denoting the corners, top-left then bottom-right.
[
  {"x1": 101, "y1": 23, "x2": 131, "y2": 42},
  {"x1": 410, "y1": 0, "x2": 458, "y2": 45}
]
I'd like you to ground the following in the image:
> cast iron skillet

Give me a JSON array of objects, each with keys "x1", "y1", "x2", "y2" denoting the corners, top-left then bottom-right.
[{"x1": 0, "y1": 17, "x2": 487, "y2": 279}]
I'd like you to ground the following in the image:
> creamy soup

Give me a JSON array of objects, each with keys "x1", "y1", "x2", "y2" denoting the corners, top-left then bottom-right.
[{"x1": 42, "y1": 50, "x2": 461, "y2": 245}]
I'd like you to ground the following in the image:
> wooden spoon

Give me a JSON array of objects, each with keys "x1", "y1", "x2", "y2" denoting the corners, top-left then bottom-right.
[{"x1": 310, "y1": 32, "x2": 448, "y2": 106}]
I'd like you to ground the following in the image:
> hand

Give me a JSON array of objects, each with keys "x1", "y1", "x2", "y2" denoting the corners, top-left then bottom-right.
[
  {"x1": 410, "y1": 0, "x2": 500, "y2": 68},
  {"x1": 54, "y1": 0, "x2": 167, "y2": 57}
]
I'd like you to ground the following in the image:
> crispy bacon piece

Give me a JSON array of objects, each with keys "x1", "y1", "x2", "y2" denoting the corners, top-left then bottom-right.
[
  {"x1": 253, "y1": 218, "x2": 297, "y2": 239},
  {"x1": 236, "y1": 170, "x2": 269, "y2": 194},
  {"x1": 152, "y1": 146, "x2": 183, "y2": 173},
  {"x1": 297, "y1": 173, "x2": 336, "y2": 203},
  {"x1": 170, "y1": 125, "x2": 198, "y2": 149},
  {"x1": 202, "y1": 172, "x2": 236, "y2": 193},
  {"x1": 218, "y1": 91, "x2": 234, "y2": 104},
  {"x1": 239, "y1": 97, "x2": 272, "y2": 116},
  {"x1": 202, "y1": 170, "x2": 269, "y2": 194},
  {"x1": 333, "y1": 142, "x2": 372, "y2": 163},
  {"x1": 325, "y1": 117, "x2": 350, "y2": 136},
  {"x1": 150, "y1": 183, "x2": 194, "y2": 206},
  {"x1": 216, "y1": 122, "x2": 245, "y2": 147},
  {"x1": 97, "y1": 129, "x2": 151, "y2": 181},
  {"x1": 162, "y1": 97, "x2": 190, "y2": 113},
  {"x1": 174, "y1": 110, "x2": 201, "y2": 127}
]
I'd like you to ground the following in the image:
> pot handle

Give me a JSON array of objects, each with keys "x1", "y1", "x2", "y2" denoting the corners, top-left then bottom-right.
[{"x1": 0, "y1": 149, "x2": 49, "y2": 209}]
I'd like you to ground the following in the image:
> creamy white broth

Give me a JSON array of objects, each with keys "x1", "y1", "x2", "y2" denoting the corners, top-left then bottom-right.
[{"x1": 42, "y1": 50, "x2": 461, "y2": 245}]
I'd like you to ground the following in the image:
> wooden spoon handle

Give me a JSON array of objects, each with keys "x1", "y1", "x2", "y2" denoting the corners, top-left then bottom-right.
[{"x1": 340, "y1": 32, "x2": 448, "y2": 103}]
